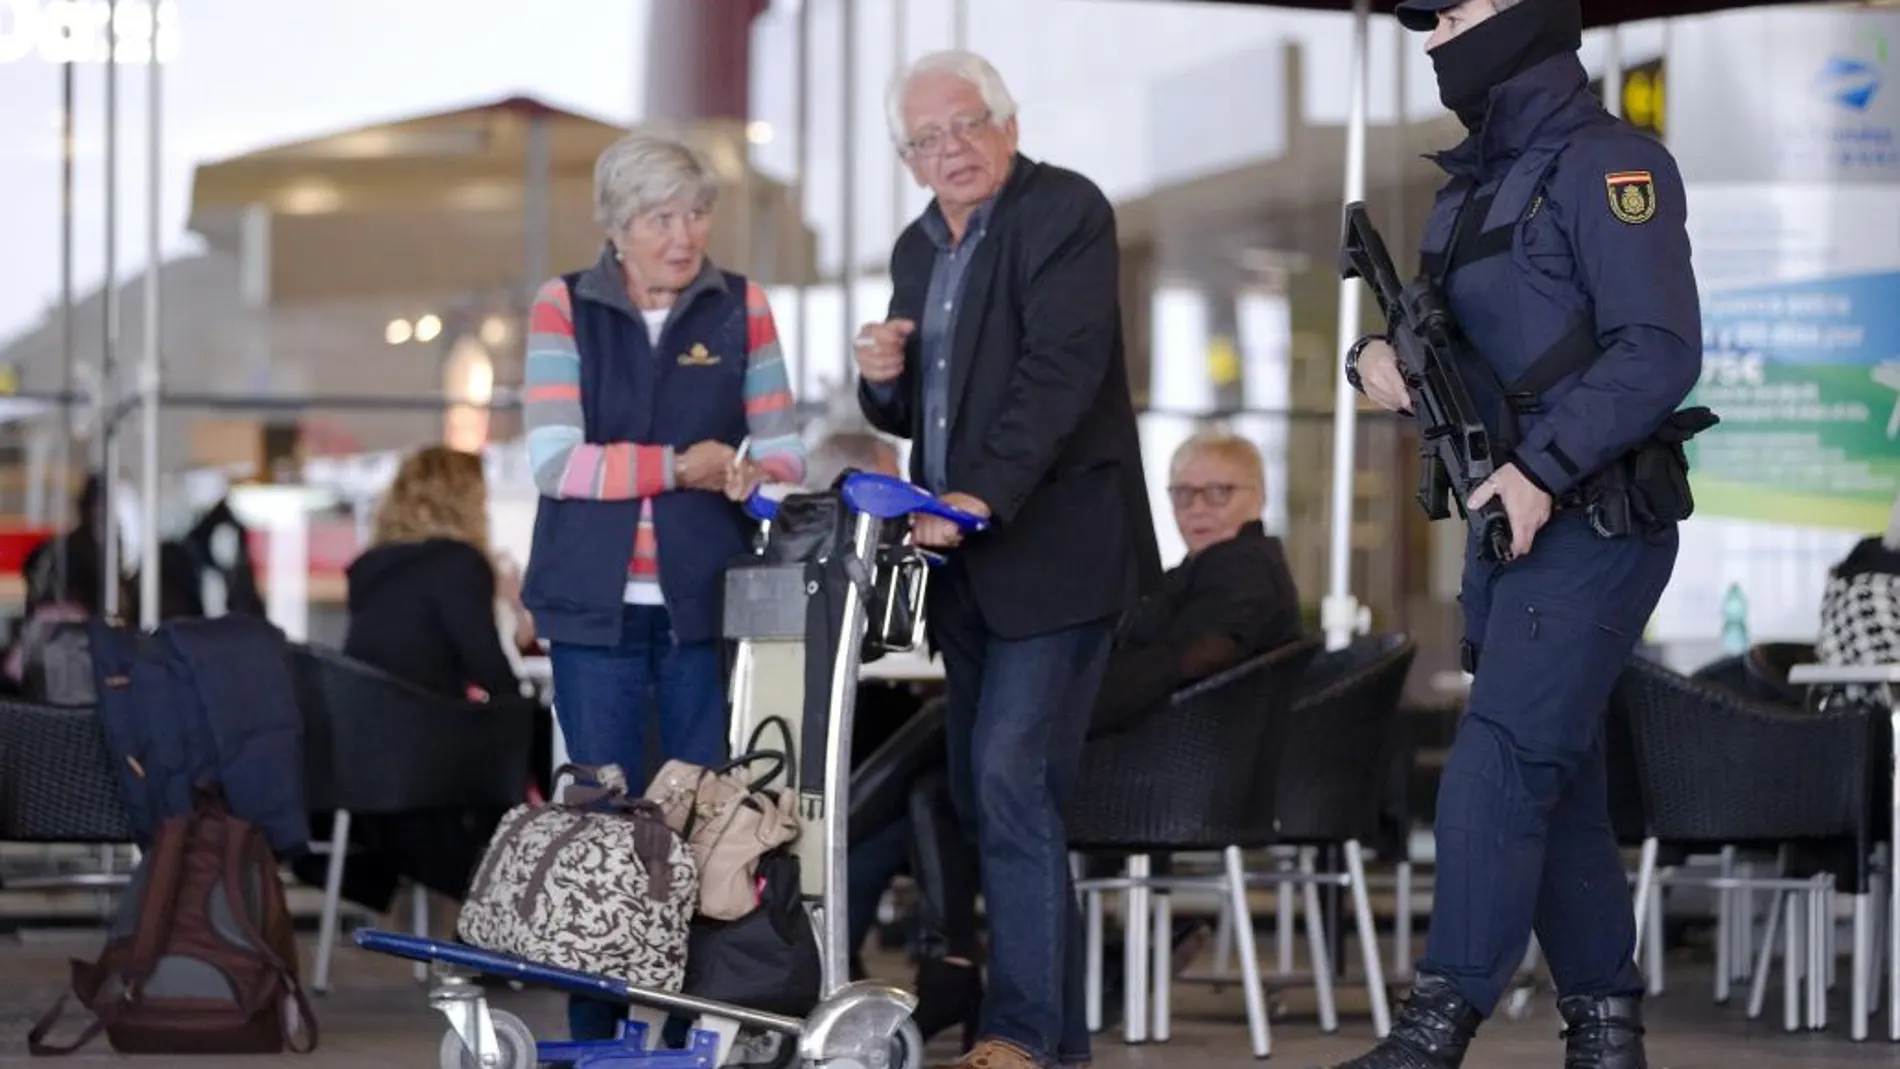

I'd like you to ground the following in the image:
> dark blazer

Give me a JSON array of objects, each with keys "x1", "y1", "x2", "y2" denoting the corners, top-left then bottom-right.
[
  {"x1": 1088, "y1": 522, "x2": 1304, "y2": 739},
  {"x1": 859, "y1": 155, "x2": 1161, "y2": 639}
]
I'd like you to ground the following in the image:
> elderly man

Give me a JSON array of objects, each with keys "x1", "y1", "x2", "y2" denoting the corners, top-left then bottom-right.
[
  {"x1": 856, "y1": 49, "x2": 1159, "y2": 1069},
  {"x1": 1090, "y1": 430, "x2": 1302, "y2": 739}
]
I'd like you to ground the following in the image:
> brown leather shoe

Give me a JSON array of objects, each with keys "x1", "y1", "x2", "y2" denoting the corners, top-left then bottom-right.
[{"x1": 938, "y1": 1039, "x2": 1041, "y2": 1069}]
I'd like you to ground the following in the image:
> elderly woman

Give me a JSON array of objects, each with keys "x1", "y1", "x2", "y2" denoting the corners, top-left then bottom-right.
[{"x1": 521, "y1": 131, "x2": 805, "y2": 1039}]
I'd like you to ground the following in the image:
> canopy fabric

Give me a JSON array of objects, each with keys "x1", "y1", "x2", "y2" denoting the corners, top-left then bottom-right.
[{"x1": 1201, "y1": 0, "x2": 1819, "y2": 30}]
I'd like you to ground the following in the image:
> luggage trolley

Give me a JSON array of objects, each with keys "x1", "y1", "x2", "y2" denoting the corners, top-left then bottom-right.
[{"x1": 352, "y1": 471, "x2": 984, "y2": 1069}]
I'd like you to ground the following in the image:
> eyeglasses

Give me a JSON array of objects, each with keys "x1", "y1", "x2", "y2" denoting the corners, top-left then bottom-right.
[
  {"x1": 900, "y1": 111, "x2": 994, "y2": 159},
  {"x1": 1168, "y1": 483, "x2": 1239, "y2": 509}
]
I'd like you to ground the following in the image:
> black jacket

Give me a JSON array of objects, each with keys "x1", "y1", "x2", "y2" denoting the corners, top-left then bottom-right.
[
  {"x1": 1088, "y1": 522, "x2": 1303, "y2": 739},
  {"x1": 860, "y1": 154, "x2": 1161, "y2": 639},
  {"x1": 342, "y1": 539, "x2": 520, "y2": 702}
]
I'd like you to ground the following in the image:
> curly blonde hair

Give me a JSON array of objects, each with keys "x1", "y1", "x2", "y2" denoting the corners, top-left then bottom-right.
[{"x1": 371, "y1": 446, "x2": 490, "y2": 551}]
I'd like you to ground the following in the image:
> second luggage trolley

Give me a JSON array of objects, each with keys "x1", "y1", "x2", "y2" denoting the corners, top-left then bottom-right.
[{"x1": 352, "y1": 471, "x2": 984, "y2": 1069}]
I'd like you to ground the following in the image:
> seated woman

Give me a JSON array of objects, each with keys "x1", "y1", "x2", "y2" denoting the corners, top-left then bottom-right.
[
  {"x1": 1817, "y1": 491, "x2": 1900, "y2": 706},
  {"x1": 847, "y1": 430, "x2": 1303, "y2": 1050},
  {"x1": 295, "y1": 445, "x2": 527, "y2": 914}
]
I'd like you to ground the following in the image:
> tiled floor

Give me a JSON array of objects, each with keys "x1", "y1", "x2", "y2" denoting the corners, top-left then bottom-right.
[{"x1": 7, "y1": 917, "x2": 1900, "y2": 1068}]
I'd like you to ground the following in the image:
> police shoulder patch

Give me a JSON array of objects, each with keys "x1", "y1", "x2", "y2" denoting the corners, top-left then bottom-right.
[{"x1": 1605, "y1": 170, "x2": 1657, "y2": 225}]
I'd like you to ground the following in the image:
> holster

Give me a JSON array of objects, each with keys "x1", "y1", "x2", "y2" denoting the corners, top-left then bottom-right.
[{"x1": 1575, "y1": 406, "x2": 1719, "y2": 540}]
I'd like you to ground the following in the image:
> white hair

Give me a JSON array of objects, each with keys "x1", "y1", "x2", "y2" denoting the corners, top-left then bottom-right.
[
  {"x1": 592, "y1": 131, "x2": 719, "y2": 234},
  {"x1": 884, "y1": 49, "x2": 1019, "y2": 147}
]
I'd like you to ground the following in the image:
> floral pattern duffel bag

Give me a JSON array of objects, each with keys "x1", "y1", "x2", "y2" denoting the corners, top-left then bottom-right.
[{"x1": 457, "y1": 763, "x2": 698, "y2": 990}]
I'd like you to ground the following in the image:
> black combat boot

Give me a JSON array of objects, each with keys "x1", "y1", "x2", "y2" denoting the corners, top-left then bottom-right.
[
  {"x1": 1318, "y1": 973, "x2": 1482, "y2": 1069},
  {"x1": 1557, "y1": 994, "x2": 1647, "y2": 1069}
]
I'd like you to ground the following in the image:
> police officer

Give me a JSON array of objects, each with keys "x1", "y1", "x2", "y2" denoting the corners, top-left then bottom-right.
[{"x1": 1332, "y1": 0, "x2": 1702, "y2": 1067}]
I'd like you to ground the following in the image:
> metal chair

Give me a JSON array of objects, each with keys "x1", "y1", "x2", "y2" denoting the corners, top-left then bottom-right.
[{"x1": 1067, "y1": 637, "x2": 1321, "y2": 1058}]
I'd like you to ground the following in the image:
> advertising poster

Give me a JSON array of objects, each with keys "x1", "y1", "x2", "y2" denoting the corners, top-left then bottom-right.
[{"x1": 1650, "y1": 8, "x2": 1900, "y2": 652}]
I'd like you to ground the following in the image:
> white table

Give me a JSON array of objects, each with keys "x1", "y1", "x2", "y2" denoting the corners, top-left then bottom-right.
[{"x1": 1787, "y1": 662, "x2": 1900, "y2": 1040}]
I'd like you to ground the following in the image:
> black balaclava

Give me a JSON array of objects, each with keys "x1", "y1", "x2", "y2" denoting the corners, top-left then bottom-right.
[{"x1": 1430, "y1": 0, "x2": 1583, "y2": 130}]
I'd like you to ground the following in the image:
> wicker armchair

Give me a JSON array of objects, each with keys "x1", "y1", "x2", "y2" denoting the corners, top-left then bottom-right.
[
  {"x1": 1267, "y1": 635, "x2": 1416, "y2": 1035},
  {"x1": 1067, "y1": 636, "x2": 1321, "y2": 1057},
  {"x1": 0, "y1": 700, "x2": 133, "y2": 845},
  {"x1": 291, "y1": 644, "x2": 536, "y2": 991},
  {"x1": 1619, "y1": 655, "x2": 1878, "y2": 1036}
]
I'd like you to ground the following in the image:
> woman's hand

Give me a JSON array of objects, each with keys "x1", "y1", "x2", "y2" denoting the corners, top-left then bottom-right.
[
  {"x1": 676, "y1": 440, "x2": 736, "y2": 491},
  {"x1": 725, "y1": 459, "x2": 764, "y2": 502}
]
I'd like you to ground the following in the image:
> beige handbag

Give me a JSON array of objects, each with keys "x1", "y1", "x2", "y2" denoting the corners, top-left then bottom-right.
[{"x1": 644, "y1": 719, "x2": 800, "y2": 921}]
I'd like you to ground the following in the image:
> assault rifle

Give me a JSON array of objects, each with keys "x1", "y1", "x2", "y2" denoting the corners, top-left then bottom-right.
[{"x1": 1339, "y1": 202, "x2": 1515, "y2": 563}]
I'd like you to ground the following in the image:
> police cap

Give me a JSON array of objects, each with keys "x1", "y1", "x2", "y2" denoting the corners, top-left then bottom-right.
[{"x1": 1394, "y1": 0, "x2": 1459, "y2": 32}]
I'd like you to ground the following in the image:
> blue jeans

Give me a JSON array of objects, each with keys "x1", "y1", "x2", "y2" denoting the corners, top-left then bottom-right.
[
  {"x1": 847, "y1": 814, "x2": 915, "y2": 978},
  {"x1": 549, "y1": 603, "x2": 729, "y2": 1043},
  {"x1": 932, "y1": 566, "x2": 1112, "y2": 1067}
]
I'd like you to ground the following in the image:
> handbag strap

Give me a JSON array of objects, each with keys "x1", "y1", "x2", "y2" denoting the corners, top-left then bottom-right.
[
  {"x1": 743, "y1": 716, "x2": 798, "y2": 792},
  {"x1": 553, "y1": 763, "x2": 633, "y2": 810}
]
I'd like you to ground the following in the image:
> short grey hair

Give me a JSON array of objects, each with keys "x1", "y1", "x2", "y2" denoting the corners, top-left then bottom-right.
[
  {"x1": 592, "y1": 131, "x2": 719, "y2": 234},
  {"x1": 885, "y1": 49, "x2": 1019, "y2": 146}
]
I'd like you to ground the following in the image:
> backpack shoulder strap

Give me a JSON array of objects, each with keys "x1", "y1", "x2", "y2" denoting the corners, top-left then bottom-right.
[
  {"x1": 219, "y1": 820, "x2": 320, "y2": 1052},
  {"x1": 125, "y1": 810, "x2": 198, "y2": 982}
]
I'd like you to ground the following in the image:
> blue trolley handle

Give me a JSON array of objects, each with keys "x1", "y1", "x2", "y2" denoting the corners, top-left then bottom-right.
[
  {"x1": 913, "y1": 497, "x2": 988, "y2": 533},
  {"x1": 743, "y1": 476, "x2": 988, "y2": 533}
]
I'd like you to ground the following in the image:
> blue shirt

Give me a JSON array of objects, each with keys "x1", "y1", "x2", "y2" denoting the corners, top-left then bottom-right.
[{"x1": 871, "y1": 196, "x2": 996, "y2": 493}]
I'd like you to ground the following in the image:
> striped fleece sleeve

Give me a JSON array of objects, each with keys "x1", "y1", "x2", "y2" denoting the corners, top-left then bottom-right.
[
  {"x1": 523, "y1": 278, "x2": 676, "y2": 500},
  {"x1": 742, "y1": 282, "x2": 807, "y2": 486}
]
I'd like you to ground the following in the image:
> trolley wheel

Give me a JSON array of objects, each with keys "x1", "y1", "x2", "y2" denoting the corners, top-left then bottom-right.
[
  {"x1": 887, "y1": 1018, "x2": 926, "y2": 1069},
  {"x1": 438, "y1": 1008, "x2": 537, "y2": 1069},
  {"x1": 722, "y1": 1028, "x2": 797, "y2": 1069}
]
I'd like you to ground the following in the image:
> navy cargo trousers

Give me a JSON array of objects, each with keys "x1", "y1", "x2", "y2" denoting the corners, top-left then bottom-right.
[{"x1": 1420, "y1": 511, "x2": 1679, "y2": 1015}]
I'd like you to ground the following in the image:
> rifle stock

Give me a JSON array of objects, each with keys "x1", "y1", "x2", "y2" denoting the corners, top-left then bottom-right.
[{"x1": 1340, "y1": 201, "x2": 1515, "y2": 563}]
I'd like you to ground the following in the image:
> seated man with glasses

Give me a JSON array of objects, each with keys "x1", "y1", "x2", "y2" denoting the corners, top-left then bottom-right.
[
  {"x1": 1088, "y1": 429, "x2": 1303, "y2": 740},
  {"x1": 1081, "y1": 429, "x2": 1305, "y2": 1014}
]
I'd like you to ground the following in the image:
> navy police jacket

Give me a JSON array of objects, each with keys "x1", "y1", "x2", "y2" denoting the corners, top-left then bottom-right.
[{"x1": 1419, "y1": 52, "x2": 1702, "y2": 500}]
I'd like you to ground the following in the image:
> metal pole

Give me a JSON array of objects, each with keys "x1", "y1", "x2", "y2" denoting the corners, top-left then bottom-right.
[
  {"x1": 524, "y1": 110, "x2": 551, "y2": 307},
  {"x1": 1602, "y1": 26, "x2": 1626, "y2": 119},
  {"x1": 1321, "y1": 0, "x2": 1372, "y2": 653},
  {"x1": 841, "y1": 0, "x2": 859, "y2": 378},
  {"x1": 54, "y1": 57, "x2": 76, "y2": 601},
  {"x1": 794, "y1": 0, "x2": 812, "y2": 397},
  {"x1": 101, "y1": 0, "x2": 122, "y2": 620},
  {"x1": 138, "y1": 14, "x2": 163, "y2": 629},
  {"x1": 892, "y1": 0, "x2": 908, "y2": 244}
]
